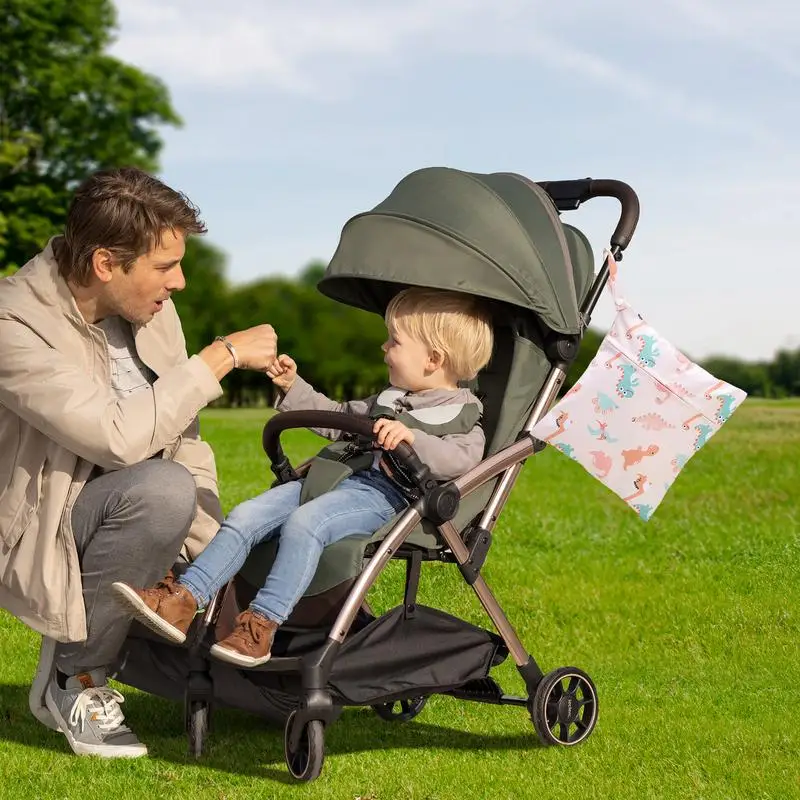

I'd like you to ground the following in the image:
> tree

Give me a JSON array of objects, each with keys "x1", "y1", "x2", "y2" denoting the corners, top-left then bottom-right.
[
  {"x1": 766, "y1": 348, "x2": 800, "y2": 398},
  {"x1": 298, "y1": 260, "x2": 326, "y2": 288},
  {"x1": 214, "y1": 272, "x2": 389, "y2": 406},
  {"x1": 0, "y1": 0, "x2": 180, "y2": 272},
  {"x1": 701, "y1": 356, "x2": 773, "y2": 398}
]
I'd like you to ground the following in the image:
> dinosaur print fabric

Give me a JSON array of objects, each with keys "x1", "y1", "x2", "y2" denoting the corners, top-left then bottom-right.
[{"x1": 530, "y1": 252, "x2": 747, "y2": 521}]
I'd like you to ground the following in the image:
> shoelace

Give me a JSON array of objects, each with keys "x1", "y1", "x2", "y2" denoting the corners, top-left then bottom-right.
[
  {"x1": 68, "y1": 687, "x2": 128, "y2": 733},
  {"x1": 234, "y1": 612, "x2": 265, "y2": 645},
  {"x1": 155, "y1": 569, "x2": 178, "y2": 589},
  {"x1": 153, "y1": 579, "x2": 179, "y2": 595}
]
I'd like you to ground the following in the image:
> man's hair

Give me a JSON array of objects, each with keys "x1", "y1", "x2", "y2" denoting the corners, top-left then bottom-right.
[
  {"x1": 385, "y1": 288, "x2": 494, "y2": 381},
  {"x1": 57, "y1": 167, "x2": 207, "y2": 285}
]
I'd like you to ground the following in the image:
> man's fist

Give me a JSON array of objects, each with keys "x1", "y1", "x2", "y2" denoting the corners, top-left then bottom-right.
[{"x1": 225, "y1": 324, "x2": 278, "y2": 370}]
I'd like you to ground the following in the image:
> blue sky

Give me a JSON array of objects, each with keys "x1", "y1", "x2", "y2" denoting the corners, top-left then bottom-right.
[{"x1": 111, "y1": 0, "x2": 799, "y2": 361}]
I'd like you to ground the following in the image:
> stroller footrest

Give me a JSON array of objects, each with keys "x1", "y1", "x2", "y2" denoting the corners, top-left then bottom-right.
[
  {"x1": 444, "y1": 677, "x2": 526, "y2": 706},
  {"x1": 247, "y1": 656, "x2": 304, "y2": 673}
]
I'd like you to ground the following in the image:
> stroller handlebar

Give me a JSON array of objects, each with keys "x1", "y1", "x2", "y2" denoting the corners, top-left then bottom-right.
[
  {"x1": 538, "y1": 178, "x2": 640, "y2": 251},
  {"x1": 262, "y1": 410, "x2": 433, "y2": 489}
]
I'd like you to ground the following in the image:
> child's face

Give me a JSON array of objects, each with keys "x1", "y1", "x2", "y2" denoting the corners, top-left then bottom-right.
[{"x1": 382, "y1": 322, "x2": 434, "y2": 391}]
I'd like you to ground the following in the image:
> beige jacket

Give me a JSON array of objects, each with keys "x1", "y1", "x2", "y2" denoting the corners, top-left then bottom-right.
[{"x1": 0, "y1": 241, "x2": 225, "y2": 642}]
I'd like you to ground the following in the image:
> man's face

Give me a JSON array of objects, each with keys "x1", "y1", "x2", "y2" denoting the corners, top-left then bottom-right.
[{"x1": 103, "y1": 229, "x2": 187, "y2": 325}]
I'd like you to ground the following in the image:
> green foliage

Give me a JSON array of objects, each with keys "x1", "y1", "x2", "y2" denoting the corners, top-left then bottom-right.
[
  {"x1": 180, "y1": 256, "x2": 800, "y2": 403},
  {"x1": 0, "y1": 0, "x2": 180, "y2": 271},
  {"x1": 767, "y1": 348, "x2": 800, "y2": 397},
  {"x1": 298, "y1": 260, "x2": 326, "y2": 287},
  {"x1": 702, "y1": 355, "x2": 772, "y2": 397},
  {"x1": 703, "y1": 347, "x2": 800, "y2": 399},
  {"x1": 216, "y1": 269, "x2": 388, "y2": 405},
  {"x1": 173, "y1": 255, "x2": 389, "y2": 405}
]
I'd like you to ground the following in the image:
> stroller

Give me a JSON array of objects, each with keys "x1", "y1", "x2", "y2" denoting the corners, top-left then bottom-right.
[{"x1": 115, "y1": 168, "x2": 639, "y2": 782}]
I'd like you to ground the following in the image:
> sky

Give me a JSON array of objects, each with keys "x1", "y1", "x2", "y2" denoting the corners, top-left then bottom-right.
[{"x1": 110, "y1": 0, "x2": 800, "y2": 361}]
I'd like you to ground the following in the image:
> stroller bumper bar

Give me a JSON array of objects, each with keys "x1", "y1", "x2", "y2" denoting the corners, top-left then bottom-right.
[{"x1": 263, "y1": 410, "x2": 461, "y2": 525}]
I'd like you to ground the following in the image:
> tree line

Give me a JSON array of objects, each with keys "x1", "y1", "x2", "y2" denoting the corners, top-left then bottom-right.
[
  {"x1": 174, "y1": 252, "x2": 390, "y2": 404},
  {"x1": 171, "y1": 240, "x2": 798, "y2": 403},
  {"x1": 2, "y1": 0, "x2": 796, "y2": 403}
]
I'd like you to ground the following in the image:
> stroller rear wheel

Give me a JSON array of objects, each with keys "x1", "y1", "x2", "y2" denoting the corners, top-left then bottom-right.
[
  {"x1": 284, "y1": 710, "x2": 325, "y2": 781},
  {"x1": 529, "y1": 667, "x2": 598, "y2": 746},
  {"x1": 371, "y1": 695, "x2": 427, "y2": 722},
  {"x1": 186, "y1": 700, "x2": 210, "y2": 758}
]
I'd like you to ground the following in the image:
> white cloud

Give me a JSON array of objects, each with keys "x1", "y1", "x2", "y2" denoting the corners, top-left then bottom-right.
[
  {"x1": 111, "y1": 0, "x2": 500, "y2": 94},
  {"x1": 504, "y1": 35, "x2": 781, "y2": 148},
  {"x1": 111, "y1": 0, "x2": 785, "y2": 147}
]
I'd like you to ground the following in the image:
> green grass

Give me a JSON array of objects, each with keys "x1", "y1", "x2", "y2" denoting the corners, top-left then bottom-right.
[{"x1": 1, "y1": 401, "x2": 798, "y2": 799}]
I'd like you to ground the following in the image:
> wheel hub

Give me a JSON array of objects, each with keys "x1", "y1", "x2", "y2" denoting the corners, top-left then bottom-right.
[{"x1": 557, "y1": 691, "x2": 580, "y2": 725}]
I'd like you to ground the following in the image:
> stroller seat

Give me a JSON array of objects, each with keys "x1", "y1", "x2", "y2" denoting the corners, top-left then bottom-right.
[{"x1": 237, "y1": 218, "x2": 596, "y2": 606}]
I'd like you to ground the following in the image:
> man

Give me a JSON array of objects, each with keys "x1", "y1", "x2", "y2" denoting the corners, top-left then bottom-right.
[{"x1": 0, "y1": 167, "x2": 278, "y2": 758}]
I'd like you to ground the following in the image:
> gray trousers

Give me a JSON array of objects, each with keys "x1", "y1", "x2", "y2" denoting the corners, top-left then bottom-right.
[{"x1": 54, "y1": 459, "x2": 198, "y2": 675}]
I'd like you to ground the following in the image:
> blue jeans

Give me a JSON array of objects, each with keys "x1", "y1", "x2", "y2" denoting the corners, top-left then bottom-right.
[{"x1": 179, "y1": 470, "x2": 407, "y2": 624}]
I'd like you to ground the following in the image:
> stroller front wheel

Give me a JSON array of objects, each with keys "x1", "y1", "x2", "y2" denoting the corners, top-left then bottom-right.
[
  {"x1": 284, "y1": 710, "x2": 325, "y2": 782},
  {"x1": 530, "y1": 667, "x2": 598, "y2": 747}
]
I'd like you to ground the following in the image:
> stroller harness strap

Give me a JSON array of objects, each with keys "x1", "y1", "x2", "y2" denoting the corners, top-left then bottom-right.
[{"x1": 299, "y1": 387, "x2": 482, "y2": 505}]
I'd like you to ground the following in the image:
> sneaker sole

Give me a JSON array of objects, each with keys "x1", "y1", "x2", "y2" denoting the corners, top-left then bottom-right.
[
  {"x1": 44, "y1": 688, "x2": 148, "y2": 758},
  {"x1": 209, "y1": 643, "x2": 271, "y2": 668},
  {"x1": 29, "y1": 636, "x2": 61, "y2": 731},
  {"x1": 111, "y1": 583, "x2": 187, "y2": 644}
]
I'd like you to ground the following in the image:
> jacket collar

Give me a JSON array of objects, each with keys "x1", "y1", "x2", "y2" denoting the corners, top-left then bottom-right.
[
  {"x1": 12, "y1": 239, "x2": 173, "y2": 375},
  {"x1": 30, "y1": 238, "x2": 152, "y2": 336},
  {"x1": 28, "y1": 238, "x2": 88, "y2": 326}
]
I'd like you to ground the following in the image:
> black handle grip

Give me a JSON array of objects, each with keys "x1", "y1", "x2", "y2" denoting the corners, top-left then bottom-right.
[
  {"x1": 586, "y1": 179, "x2": 640, "y2": 250},
  {"x1": 262, "y1": 411, "x2": 432, "y2": 488},
  {"x1": 538, "y1": 178, "x2": 640, "y2": 251}
]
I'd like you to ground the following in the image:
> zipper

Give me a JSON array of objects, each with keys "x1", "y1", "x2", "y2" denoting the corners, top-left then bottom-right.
[{"x1": 336, "y1": 442, "x2": 361, "y2": 462}]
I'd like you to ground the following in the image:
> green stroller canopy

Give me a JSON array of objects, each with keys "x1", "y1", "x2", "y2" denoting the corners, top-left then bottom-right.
[{"x1": 318, "y1": 167, "x2": 584, "y2": 335}]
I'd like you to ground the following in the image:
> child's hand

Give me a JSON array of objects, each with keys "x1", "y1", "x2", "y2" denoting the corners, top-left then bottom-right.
[
  {"x1": 266, "y1": 354, "x2": 297, "y2": 391},
  {"x1": 373, "y1": 418, "x2": 415, "y2": 450}
]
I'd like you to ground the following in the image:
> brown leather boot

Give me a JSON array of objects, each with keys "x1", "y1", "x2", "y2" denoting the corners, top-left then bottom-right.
[
  {"x1": 111, "y1": 578, "x2": 198, "y2": 644},
  {"x1": 209, "y1": 609, "x2": 279, "y2": 667},
  {"x1": 161, "y1": 568, "x2": 178, "y2": 586}
]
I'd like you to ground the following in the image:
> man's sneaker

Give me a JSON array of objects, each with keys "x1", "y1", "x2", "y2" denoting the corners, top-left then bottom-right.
[
  {"x1": 210, "y1": 609, "x2": 279, "y2": 668},
  {"x1": 111, "y1": 578, "x2": 198, "y2": 644},
  {"x1": 29, "y1": 636, "x2": 60, "y2": 731},
  {"x1": 45, "y1": 668, "x2": 147, "y2": 758}
]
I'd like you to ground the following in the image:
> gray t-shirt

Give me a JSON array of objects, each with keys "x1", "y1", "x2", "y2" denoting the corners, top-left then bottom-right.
[{"x1": 95, "y1": 316, "x2": 156, "y2": 399}]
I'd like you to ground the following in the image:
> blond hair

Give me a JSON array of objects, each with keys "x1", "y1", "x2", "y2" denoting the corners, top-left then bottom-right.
[{"x1": 385, "y1": 288, "x2": 493, "y2": 381}]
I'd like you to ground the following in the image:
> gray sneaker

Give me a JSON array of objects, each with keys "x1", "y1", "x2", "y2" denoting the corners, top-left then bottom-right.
[
  {"x1": 45, "y1": 668, "x2": 147, "y2": 758},
  {"x1": 29, "y1": 636, "x2": 60, "y2": 731}
]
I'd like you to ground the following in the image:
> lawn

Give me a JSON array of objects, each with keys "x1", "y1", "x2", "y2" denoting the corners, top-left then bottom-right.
[{"x1": 0, "y1": 400, "x2": 797, "y2": 799}]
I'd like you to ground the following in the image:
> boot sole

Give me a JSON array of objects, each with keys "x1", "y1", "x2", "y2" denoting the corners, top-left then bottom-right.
[
  {"x1": 111, "y1": 583, "x2": 188, "y2": 645},
  {"x1": 209, "y1": 643, "x2": 271, "y2": 668}
]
